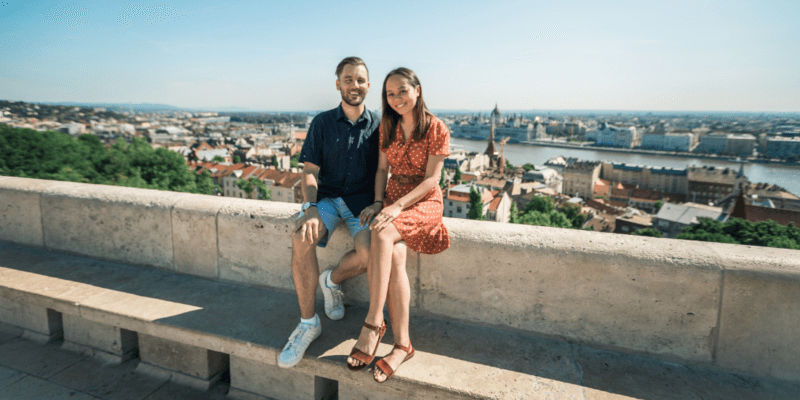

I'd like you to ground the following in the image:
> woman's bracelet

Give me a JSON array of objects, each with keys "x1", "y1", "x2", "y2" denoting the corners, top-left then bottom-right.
[{"x1": 373, "y1": 200, "x2": 383, "y2": 204}]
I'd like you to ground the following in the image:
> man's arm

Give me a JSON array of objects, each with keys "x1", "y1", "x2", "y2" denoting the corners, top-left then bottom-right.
[{"x1": 295, "y1": 161, "x2": 323, "y2": 242}]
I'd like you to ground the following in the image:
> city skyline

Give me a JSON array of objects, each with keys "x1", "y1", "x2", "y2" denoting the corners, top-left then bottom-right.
[{"x1": 2, "y1": 0, "x2": 799, "y2": 112}]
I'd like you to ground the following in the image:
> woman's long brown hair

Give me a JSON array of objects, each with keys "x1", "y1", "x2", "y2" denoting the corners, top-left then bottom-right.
[{"x1": 380, "y1": 68, "x2": 432, "y2": 149}]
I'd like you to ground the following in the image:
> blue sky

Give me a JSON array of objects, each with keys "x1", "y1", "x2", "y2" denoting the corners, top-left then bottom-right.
[{"x1": 1, "y1": 0, "x2": 798, "y2": 112}]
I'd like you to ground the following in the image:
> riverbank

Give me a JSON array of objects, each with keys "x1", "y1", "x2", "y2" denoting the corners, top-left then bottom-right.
[{"x1": 458, "y1": 136, "x2": 800, "y2": 167}]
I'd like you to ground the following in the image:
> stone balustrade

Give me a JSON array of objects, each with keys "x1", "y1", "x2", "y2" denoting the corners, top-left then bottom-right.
[{"x1": 1, "y1": 176, "x2": 799, "y2": 385}]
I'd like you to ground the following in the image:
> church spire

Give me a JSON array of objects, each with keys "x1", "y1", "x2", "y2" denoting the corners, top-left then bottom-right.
[{"x1": 485, "y1": 109, "x2": 498, "y2": 156}]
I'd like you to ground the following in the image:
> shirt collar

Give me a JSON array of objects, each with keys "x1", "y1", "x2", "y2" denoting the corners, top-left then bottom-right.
[{"x1": 336, "y1": 103, "x2": 371, "y2": 125}]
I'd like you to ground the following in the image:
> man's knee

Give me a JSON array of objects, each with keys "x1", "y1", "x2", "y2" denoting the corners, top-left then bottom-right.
[{"x1": 292, "y1": 234, "x2": 320, "y2": 260}]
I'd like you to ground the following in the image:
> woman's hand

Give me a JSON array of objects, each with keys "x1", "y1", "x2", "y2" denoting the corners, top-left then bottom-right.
[
  {"x1": 370, "y1": 203, "x2": 402, "y2": 231},
  {"x1": 359, "y1": 202, "x2": 383, "y2": 227}
]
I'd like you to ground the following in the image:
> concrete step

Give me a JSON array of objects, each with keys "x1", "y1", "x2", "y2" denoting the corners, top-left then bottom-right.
[{"x1": 1, "y1": 242, "x2": 799, "y2": 400}]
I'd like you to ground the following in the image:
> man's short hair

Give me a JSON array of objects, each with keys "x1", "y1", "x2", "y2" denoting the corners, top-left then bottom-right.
[{"x1": 335, "y1": 57, "x2": 368, "y2": 79}]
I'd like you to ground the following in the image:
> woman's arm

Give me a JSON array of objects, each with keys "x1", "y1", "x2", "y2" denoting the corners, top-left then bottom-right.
[
  {"x1": 359, "y1": 151, "x2": 390, "y2": 227},
  {"x1": 370, "y1": 153, "x2": 446, "y2": 231}
]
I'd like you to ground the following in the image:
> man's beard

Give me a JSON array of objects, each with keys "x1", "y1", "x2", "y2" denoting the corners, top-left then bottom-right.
[{"x1": 340, "y1": 89, "x2": 364, "y2": 107}]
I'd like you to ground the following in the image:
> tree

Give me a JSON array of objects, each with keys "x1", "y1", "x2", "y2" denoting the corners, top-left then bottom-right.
[
  {"x1": 509, "y1": 201, "x2": 520, "y2": 224},
  {"x1": 522, "y1": 163, "x2": 535, "y2": 172},
  {"x1": 0, "y1": 126, "x2": 215, "y2": 195},
  {"x1": 271, "y1": 157, "x2": 279, "y2": 168},
  {"x1": 233, "y1": 155, "x2": 241, "y2": 164},
  {"x1": 524, "y1": 195, "x2": 555, "y2": 214},
  {"x1": 654, "y1": 200, "x2": 664, "y2": 213},
  {"x1": 236, "y1": 176, "x2": 271, "y2": 200},
  {"x1": 453, "y1": 167, "x2": 462, "y2": 183},
  {"x1": 560, "y1": 202, "x2": 586, "y2": 229},
  {"x1": 212, "y1": 155, "x2": 225, "y2": 163},
  {"x1": 290, "y1": 153, "x2": 299, "y2": 169},
  {"x1": 467, "y1": 186, "x2": 485, "y2": 220},
  {"x1": 505, "y1": 159, "x2": 514, "y2": 171},
  {"x1": 439, "y1": 168, "x2": 447, "y2": 189},
  {"x1": 632, "y1": 228, "x2": 663, "y2": 238}
]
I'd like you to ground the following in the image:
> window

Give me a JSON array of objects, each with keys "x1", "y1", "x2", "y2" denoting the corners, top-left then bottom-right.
[
  {"x1": 466, "y1": 204, "x2": 470, "y2": 210},
  {"x1": 449, "y1": 201, "x2": 453, "y2": 206},
  {"x1": 457, "y1": 206, "x2": 462, "y2": 213}
]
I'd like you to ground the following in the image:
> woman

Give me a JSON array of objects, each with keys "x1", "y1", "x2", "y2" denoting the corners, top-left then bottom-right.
[{"x1": 347, "y1": 67, "x2": 450, "y2": 383}]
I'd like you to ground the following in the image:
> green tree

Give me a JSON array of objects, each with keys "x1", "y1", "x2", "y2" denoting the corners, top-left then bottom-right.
[
  {"x1": 0, "y1": 126, "x2": 214, "y2": 195},
  {"x1": 560, "y1": 202, "x2": 586, "y2": 229},
  {"x1": 236, "y1": 176, "x2": 271, "y2": 200},
  {"x1": 453, "y1": 167, "x2": 462, "y2": 183},
  {"x1": 522, "y1": 163, "x2": 535, "y2": 171},
  {"x1": 632, "y1": 228, "x2": 663, "y2": 238},
  {"x1": 654, "y1": 200, "x2": 664, "y2": 213},
  {"x1": 212, "y1": 155, "x2": 225, "y2": 163},
  {"x1": 271, "y1": 157, "x2": 279, "y2": 168},
  {"x1": 509, "y1": 201, "x2": 520, "y2": 224},
  {"x1": 233, "y1": 155, "x2": 241, "y2": 164},
  {"x1": 505, "y1": 159, "x2": 514, "y2": 171},
  {"x1": 290, "y1": 153, "x2": 299, "y2": 169},
  {"x1": 467, "y1": 186, "x2": 485, "y2": 220},
  {"x1": 524, "y1": 195, "x2": 555, "y2": 214},
  {"x1": 439, "y1": 168, "x2": 446, "y2": 189},
  {"x1": 676, "y1": 218, "x2": 741, "y2": 245}
]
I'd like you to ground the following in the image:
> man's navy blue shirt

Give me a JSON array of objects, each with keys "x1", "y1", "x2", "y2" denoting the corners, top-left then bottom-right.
[{"x1": 299, "y1": 104, "x2": 380, "y2": 215}]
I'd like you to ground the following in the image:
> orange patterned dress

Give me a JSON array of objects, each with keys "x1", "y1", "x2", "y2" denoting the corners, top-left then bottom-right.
[{"x1": 380, "y1": 116, "x2": 450, "y2": 255}]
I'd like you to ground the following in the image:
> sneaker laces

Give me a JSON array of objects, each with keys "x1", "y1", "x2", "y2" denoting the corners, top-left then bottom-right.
[
  {"x1": 330, "y1": 285, "x2": 344, "y2": 307},
  {"x1": 284, "y1": 323, "x2": 309, "y2": 352}
]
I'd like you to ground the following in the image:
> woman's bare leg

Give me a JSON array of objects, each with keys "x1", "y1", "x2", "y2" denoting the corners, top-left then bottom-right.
[
  {"x1": 375, "y1": 242, "x2": 410, "y2": 382},
  {"x1": 347, "y1": 223, "x2": 402, "y2": 368}
]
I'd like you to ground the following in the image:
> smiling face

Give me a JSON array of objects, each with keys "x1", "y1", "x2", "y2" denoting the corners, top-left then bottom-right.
[
  {"x1": 336, "y1": 64, "x2": 370, "y2": 107},
  {"x1": 384, "y1": 74, "x2": 420, "y2": 119}
]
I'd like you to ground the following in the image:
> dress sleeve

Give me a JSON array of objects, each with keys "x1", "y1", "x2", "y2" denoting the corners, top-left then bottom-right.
[{"x1": 427, "y1": 118, "x2": 450, "y2": 156}]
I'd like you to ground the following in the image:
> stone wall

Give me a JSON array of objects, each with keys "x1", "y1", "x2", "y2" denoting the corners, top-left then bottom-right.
[{"x1": 1, "y1": 176, "x2": 799, "y2": 384}]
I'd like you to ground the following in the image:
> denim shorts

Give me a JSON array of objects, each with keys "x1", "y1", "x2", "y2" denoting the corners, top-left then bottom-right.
[{"x1": 298, "y1": 197, "x2": 370, "y2": 248}]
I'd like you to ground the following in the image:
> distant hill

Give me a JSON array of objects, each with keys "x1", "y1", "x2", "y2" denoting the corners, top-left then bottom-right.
[{"x1": 45, "y1": 102, "x2": 182, "y2": 113}]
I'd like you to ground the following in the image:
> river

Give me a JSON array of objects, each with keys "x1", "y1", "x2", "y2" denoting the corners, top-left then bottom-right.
[{"x1": 450, "y1": 138, "x2": 800, "y2": 196}]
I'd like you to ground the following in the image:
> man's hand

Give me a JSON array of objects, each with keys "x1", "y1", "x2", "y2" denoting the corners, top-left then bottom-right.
[
  {"x1": 294, "y1": 207, "x2": 322, "y2": 243},
  {"x1": 359, "y1": 202, "x2": 383, "y2": 227}
]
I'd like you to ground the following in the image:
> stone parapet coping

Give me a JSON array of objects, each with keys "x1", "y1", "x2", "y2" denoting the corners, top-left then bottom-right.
[{"x1": 1, "y1": 177, "x2": 799, "y2": 384}]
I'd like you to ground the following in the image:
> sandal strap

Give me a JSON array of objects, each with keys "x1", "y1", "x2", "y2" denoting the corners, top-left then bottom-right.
[
  {"x1": 349, "y1": 348, "x2": 374, "y2": 364},
  {"x1": 363, "y1": 320, "x2": 386, "y2": 333},
  {"x1": 393, "y1": 342, "x2": 412, "y2": 353},
  {"x1": 375, "y1": 358, "x2": 395, "y2": 379}
]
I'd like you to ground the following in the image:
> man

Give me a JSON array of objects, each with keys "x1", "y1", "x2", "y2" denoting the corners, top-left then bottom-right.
[{"x1": 278, "y1": 57, "x2": 391, "y2": 368}]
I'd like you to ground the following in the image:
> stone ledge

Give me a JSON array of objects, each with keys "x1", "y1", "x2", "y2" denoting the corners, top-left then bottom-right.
[
  {"x1": 2, "y1": 243, "x2": 800, "y2": 399},
  {"x1": 4, "y1": 177, "x2": 800, "y2": 383}
]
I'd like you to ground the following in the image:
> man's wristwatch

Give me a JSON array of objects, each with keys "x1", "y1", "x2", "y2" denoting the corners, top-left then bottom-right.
[{"x1": 302, "y1": 202, "x2": 317, "y2": 211}]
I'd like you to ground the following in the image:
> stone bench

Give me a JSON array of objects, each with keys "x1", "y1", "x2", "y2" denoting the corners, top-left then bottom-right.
[{"x1": 3, "y1": 242, "x2": 800, "y2": 400}]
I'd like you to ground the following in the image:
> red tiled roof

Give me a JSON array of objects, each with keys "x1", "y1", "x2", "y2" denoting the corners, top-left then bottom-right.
[
  {"x1": 257, "y1": 169, "x2": 303, "y2": 187},
  {"x1": 294, "y1": 131, "x2": 307, "y2": 140},
  {"x1": 488, "y1": 195, "x2": 503, "y2": 211},
  {"x1": 740, "y1": 205, "x2": 800, "y2": 226},
  {"x1": 447, "y1": 193, "x2": 470, "y2": 203},
  {"x1": 584, "y1": 199, "x2": 621, "y2": 215}
]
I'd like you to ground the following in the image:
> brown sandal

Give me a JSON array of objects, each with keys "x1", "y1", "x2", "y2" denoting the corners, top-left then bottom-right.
[
  {"x1": 347, "y1": 320, "x2": 387, "y2": 371},
  {"x1": 374, "y1": 343, "x2": 415, "y2": 382}
]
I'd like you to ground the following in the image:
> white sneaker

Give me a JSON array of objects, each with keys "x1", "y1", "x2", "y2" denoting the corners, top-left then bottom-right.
[
  {"x1": 319, "y1": 269, "x2": 345, "y2": 320},
  {"x1": 277, "y1": 315, "x2": 322, "y2": 368}
]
